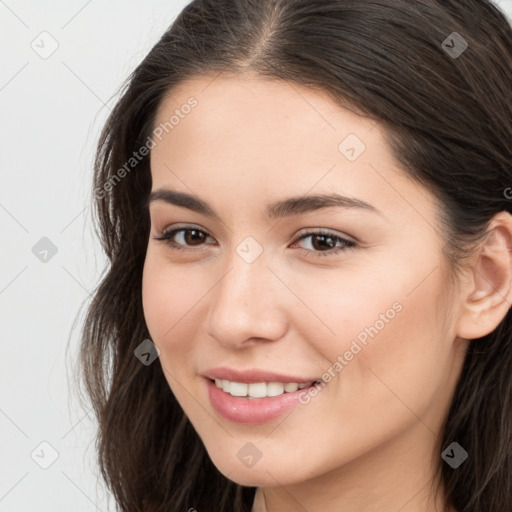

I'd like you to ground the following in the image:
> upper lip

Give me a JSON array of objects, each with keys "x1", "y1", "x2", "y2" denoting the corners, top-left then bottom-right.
[{"x1": 201, "y1": 367, "x2": 319, "y2": 384}]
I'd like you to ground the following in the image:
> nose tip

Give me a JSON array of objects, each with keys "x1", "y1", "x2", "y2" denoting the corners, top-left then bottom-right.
[{"x1": 205, "y1": 257, "x2": 288, "y2": 349}]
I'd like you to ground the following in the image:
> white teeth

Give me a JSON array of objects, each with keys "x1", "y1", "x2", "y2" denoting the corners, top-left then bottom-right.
[
  {"x1": 229, "y1": 381, "x2": 248, "y2": 396},
  {"x1": 248, "y1": 382, "x2": 267, "y2": 398},
  {"x1": 213, "y1": 379, "x2": 313, "y2": 398},
  {"x1": 266, "y1": 382, "x2": 284, "y2": 396},
  {"x1": 284, "y1": 382, "x2": 299, "y2": 392}
]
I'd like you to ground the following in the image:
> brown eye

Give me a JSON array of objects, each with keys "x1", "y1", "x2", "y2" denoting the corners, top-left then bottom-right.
[
  {"x1": 153, "y1": 227, "x2": 215, "y2": 251},
  {"x1": 180, "y1": 229, "x2": 207, "y2": 246},
  {"x1": 293, "y1": 230, "x2": 356, "y2": 258},
  {"x1": 309, "y1": 233, "x2": 337, "y2": 251}
]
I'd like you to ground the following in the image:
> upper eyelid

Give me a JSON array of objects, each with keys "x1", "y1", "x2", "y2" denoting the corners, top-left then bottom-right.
[
  {"x1": 155, "y1": 225, "x2": 355, "y2": 245},
  {"x1": 157, "y1": 224, "x2": 348, "y2": 236},
  {"x1": 158, "y1": 225, "x2": 214, "y2": 239},
  {"x1": 295, "y1": 228, "x2": 356, "y2": 243}
]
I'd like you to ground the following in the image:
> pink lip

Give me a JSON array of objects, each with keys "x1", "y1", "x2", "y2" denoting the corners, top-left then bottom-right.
[
  {"x1": 205, "y1": 378, "x2": 316, "y2": 425},
  {"x1": 201, "y1": 366, "x2": 317, "y2": 384}
]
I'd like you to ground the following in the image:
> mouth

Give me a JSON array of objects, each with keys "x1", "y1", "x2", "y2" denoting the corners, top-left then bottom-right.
[
  {"x1": 204, "y1": 377, "x2": 323, "y2": 424},
  {"x1": 209, "y1": 378, "x2": 321, "y2": 399}
]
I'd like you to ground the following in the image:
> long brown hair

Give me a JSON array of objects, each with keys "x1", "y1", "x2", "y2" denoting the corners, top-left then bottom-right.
[{"x1": 77, "y1": 1, "x2": 512, "y2": 510}]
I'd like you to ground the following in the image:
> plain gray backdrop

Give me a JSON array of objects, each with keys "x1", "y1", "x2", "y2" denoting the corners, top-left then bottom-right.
[{"x1": 1, "y1": 1, "x2": 511, "y2": 510}]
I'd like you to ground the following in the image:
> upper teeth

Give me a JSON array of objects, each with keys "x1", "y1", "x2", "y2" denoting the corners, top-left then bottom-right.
[{"x1": 214, "y1": 379, "x2": 312, "y2": 398}]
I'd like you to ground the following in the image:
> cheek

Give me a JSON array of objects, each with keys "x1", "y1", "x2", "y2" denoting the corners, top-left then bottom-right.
[
  {"x1": 141, "y1": 256, "x2": 169, "y2": 341},
  {"x1": 326, "y1": 271, "x2": 450, "y2": 423},
  {"x1": 293, "y1": 250, "x2": 450, "y2": 403},
  {"x1": 282, "y1": 259, "x2": 404, "y2": 365},
  {"x1": 141, "y1": 252, "x2": 200, "y2": 347},
  {"x1": 141, "y1": 253, "x2": 206, "y2": 408}
]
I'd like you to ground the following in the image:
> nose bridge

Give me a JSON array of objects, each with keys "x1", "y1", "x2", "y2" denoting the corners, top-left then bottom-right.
[{"x1": 206, "y1": 241, "x2": 287, "y2": 347}]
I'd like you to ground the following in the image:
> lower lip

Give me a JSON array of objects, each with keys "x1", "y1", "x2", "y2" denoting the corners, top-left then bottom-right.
[{"x1": 206, "y1": 379, "x2": 314, "y2": 425}]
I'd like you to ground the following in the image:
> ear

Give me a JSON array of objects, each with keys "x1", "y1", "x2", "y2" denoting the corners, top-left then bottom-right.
[{"x1": 455, "y1": 211, "x2": 512, "y2": 340}]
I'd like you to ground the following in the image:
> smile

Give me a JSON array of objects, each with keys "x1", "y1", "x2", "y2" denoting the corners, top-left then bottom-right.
[
  {"x1": 213, "y1": 379, "x2": 317, "y2": 398},
  {"x1": 205, "y1": 378, "x2": 323, "y2": 424}
]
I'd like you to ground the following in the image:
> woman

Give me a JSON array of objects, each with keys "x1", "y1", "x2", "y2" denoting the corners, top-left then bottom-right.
[{"x1": 78, "y1": 0, "x2": 512, "y2": 510}]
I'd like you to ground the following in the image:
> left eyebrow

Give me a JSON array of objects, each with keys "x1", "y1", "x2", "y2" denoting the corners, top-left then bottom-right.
[
  {"x1": 145, "y1": 188, "x2": 382, "y2": 220},
  {"x1": 265, "y1": 193, "x2": 381, "y2": 219}
]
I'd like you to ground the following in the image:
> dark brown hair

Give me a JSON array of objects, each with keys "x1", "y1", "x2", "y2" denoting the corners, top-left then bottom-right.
[{"x1": 77, "y1": 0, "x2": 512, "y2": 510}]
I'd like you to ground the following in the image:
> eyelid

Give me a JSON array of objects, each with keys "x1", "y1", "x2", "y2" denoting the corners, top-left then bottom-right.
[
  {"x1": 293, "y1": 227, "x2": 356, "y2": 243},
  {"x1": 153, "y1": 224, "x2": 215, "y2": 251},
  {"x1": 154, "y1": 224, "x2": 354, "y2": 241},
  {"x1": 290, "y1": 228, "x2": 357, "y2": 257},
  {"x1": 153, "y1": 224, "x2": 357, "y2": 257}
]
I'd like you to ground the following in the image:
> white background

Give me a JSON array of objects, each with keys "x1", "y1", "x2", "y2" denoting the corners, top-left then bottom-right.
[{"x1": 1, "y1": 1, "x2": 512, "y2": 510}]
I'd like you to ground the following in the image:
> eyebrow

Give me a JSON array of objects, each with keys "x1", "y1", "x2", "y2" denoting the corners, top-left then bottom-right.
[{"x1": 146, "y1": 188, "x2": 381, "y2": 220}]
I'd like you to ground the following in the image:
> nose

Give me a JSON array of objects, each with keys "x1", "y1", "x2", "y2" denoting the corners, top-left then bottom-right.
[{"x1": 205, "y1": 247, "x2": 289, "y2": 350}]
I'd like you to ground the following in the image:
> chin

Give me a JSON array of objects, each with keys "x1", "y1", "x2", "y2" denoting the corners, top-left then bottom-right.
[{"x1": 209, "y1": 451, "x2": 306, "y2": 487}]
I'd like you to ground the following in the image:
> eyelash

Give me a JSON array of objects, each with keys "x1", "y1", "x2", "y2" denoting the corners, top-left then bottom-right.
[{"x1": 153, "y1": 226, "x2": 357, "y2": 258}]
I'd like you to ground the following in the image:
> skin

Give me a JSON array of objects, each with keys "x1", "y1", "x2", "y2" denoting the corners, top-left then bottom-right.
[{"x1": 142, "y1": 73, "x2": 512, "y2": 512}]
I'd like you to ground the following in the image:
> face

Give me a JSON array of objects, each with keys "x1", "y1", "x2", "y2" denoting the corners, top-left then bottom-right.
[{"x1": 142, "y1": 73, "x2": 466, "y2": 488}]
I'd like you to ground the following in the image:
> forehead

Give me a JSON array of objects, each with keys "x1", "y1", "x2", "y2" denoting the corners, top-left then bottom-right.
[
  {"x1": 149, "y1": 74, "x2": 436, "y2": 226},
  {"x1": 151, "y1": 73, "x2": 377, "y2": 159}
]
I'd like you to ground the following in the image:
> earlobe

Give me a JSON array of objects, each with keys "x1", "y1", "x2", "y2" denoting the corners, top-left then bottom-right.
[{"x1": 455, "y1": 212, "x2": 512, "y2": 340}]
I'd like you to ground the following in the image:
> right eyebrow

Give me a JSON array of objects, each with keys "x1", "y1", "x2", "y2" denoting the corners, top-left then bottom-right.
[{"x1": 146, "y1": 188, "x2": 220, "y2": 220}]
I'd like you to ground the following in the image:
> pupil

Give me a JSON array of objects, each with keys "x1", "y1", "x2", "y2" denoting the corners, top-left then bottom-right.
[
  {"x1": 186, "y1": 230, "x2": 205, "y2": 245},
  {"x1": 313, "y1": 234, "x2": 335, "y2": 251}
]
